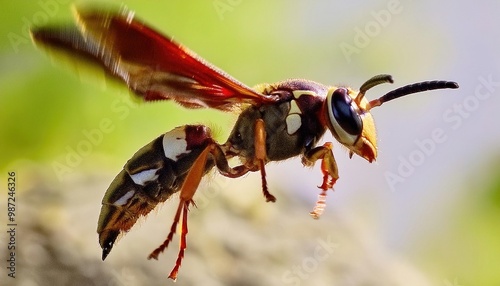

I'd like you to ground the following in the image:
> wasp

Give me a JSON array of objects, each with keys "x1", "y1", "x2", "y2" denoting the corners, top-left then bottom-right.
[{"x1": 31, "y1": 6, "x2": 459, "y2": 280}]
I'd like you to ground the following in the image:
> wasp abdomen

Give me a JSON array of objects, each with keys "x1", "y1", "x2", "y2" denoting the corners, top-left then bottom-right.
[{"x1": 97, "y1": 125, "x2": 215, "y2": 260}]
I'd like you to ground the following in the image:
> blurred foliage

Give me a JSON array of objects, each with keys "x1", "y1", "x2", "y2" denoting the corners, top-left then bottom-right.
[
  {"x1": 487, "y1": 161, "x2": 500, "y2": 210},
  {"x1": 419, "y1": 156, "x2": 500, "y2": 285}
]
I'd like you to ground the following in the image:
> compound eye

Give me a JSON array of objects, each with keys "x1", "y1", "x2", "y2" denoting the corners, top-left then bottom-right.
[
  {"x1": 326, "y1": 87, "x2": 363, "y2": 146},
  {"x1": 332, "y1": 88, "x2": 363, "y2": 135}
]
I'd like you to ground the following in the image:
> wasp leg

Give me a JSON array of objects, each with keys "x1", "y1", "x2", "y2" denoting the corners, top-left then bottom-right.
[
  {"x1": 167, "y1": 199, "x2": 190, "y2": 281},
  {"x1": 254, "y1": 119, "x2": 276, "y2": 203},
  {"x1": 216, "y1": 120, "x2": 276, "y2": 202},
  {"x1": 302, "y1": 142, "x2": 339, "y2": 219},
  {"x1": 147, "y1": 144, "x2": 213, "y2": 281},
  {"x1": 211, "y1": 142, "x2": 275, "y2": 203},
  {"x1": 211, "y1": 145, "x2": 254, "y2": 178}
]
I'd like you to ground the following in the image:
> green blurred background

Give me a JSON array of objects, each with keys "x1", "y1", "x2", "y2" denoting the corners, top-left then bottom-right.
[{"x1": 1, "y1": 1, "x2": 499, "y2": 285}]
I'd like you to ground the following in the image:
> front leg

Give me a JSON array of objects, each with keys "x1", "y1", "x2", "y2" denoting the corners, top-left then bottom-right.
[{"x1": 302, "y1": 142, "x2": 339, "y2": 219}]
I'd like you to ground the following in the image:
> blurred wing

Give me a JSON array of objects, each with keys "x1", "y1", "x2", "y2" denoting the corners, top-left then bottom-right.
[{"x1": 31, "y1": 7, "x2": 279, "y2": 110}]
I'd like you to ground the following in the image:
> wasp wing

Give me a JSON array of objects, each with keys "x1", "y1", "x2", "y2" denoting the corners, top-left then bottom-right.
[{"x1": 31, "y1": 7, "x2": 278, "y2": 110}]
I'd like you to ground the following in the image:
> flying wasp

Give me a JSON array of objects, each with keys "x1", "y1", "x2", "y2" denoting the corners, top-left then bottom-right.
[{"x1": 31, "y1": 6, "x2": 459, "y2": 280}]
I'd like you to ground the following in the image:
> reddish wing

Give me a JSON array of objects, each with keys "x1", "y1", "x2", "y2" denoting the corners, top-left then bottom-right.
[{"x1": 31, "y1": 7, "x2": 279, "y2": 110}]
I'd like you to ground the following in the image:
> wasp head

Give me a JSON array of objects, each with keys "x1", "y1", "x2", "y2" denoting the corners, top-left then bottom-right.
[
  {"x1": 324, "y1": 74, "x2": 459, "y2": 163},
  {"x1": 324, "y1": 85, "x2": 378, "y2": 162}
]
